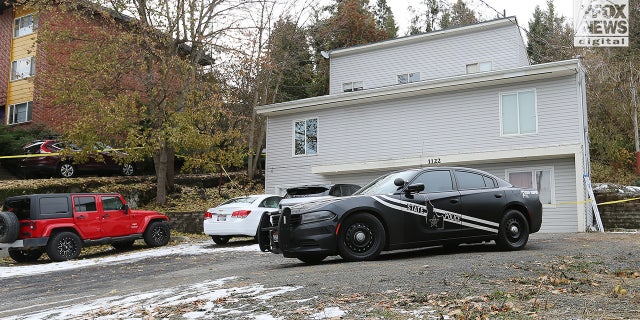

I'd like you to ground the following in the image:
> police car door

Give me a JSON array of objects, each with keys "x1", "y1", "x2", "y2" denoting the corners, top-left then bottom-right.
[{"x1": 402, "y1": 169, "x2": 463, "y2": 243}]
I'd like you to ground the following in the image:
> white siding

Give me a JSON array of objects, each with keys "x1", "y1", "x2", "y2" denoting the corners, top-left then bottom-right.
[{"x1": 329, "y1": 23, "x2": 528, "y2": 94}]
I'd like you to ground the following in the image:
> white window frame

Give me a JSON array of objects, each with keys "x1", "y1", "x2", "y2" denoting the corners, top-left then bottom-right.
[
  {"x1": 14, "y1": 14, "x2": 37, "y2": 38},
  {"x1": 505, "y1": 167, "x2": 555, "y2": 208},
  {"x1": 11, "y1": 56, "x2": 35, "y2": 81},
  {"x1": 293, "y1": 117, "x2": 318, "y2": 156},
  {"x1": 397, "y1": 72, "x2": 420, "y2": 84},
  {"x1": 466, "y1": 61, "x2": 492, "y2": 74},
  {"x1": 500, "y1": 89, "x2": 538, "y2": 136},
  {"x1": 8, "y1": 101, "x2": 33, "y2": 125},
  {"x1": 342, "y1": 81, "x2": 364, "y2": 92}
]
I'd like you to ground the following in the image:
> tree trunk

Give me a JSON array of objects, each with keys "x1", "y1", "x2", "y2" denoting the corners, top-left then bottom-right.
[{"x1": 153, "y1": 144, "x2": 169, "y2": 205}]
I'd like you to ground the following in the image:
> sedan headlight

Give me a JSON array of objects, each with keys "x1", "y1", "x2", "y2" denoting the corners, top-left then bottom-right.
[{"x1": 300, "y1": 210, "x2": 336, "y2": 224}]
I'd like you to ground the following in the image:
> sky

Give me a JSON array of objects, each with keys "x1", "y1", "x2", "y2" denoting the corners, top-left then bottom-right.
[{"x1": 388, "y1": 0, "x2": 575, "y2": 36}]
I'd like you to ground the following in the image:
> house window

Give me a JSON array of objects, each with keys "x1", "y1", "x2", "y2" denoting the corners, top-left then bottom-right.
[
  {"x1": 294, "y1": 118, "x2": 318, "y2": 156},
  {"x1": 506, "y1": 168, "x2": 554, "y2": 206},
  {"x1": 8, "y1": 101, "x2": 32, "y2": 125},
  {"x1": 397, "y1": 72, "x2": 420, "y2": 84},
  {"x1": 466, "y1": 61, "x2": 492, "y2": 74},
  {"x1": 11, "y1": 57, "x2": 35, "y2": 81},
  {"x1": 501, "y1": 89, "x2": 537, "y2": 135},
  {"x1": 14, "y1": 14, "x2": 37, "y2": 38},
  {"x1": 343, "y1": 81, "x2": 363, "y2": 92}
]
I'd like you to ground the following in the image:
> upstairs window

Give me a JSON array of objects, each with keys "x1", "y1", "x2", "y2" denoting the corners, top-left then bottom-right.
[
  {"x1": 294, "y1": 118, "x2": 318, "y2": 156},
  {"x1": 8, "y1": 101, "x2": 32, "y2": 125},
  {"x1": 14, "y1": 14, "x2": 37, "y2": 38},
  {"x1": 501, "y1": 90, "x2": 537, "y2": 135},
  {"x1": 397, "y1": 72, "x2": 420, "y2": 84},
  {"x1": 466, "y1": 61, "x2": 492, "y2": 74},
  {"x1": 11, "y1": 57, "x2": 35, "y2": 81},
  {"x1": 343, "y1": 81, "x2": 363, "y2": 92}
]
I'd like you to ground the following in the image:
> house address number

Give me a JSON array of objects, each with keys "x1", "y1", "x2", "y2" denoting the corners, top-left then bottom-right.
[{"x1": 427, "y1": 158, "x2": 441, "y2": 164}]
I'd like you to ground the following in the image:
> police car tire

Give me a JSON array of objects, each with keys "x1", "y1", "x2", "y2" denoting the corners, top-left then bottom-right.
[
  {"x1": 338, "y1": 213, "x2": 386, "y2": 262},
  {"x1": 0, "y1": 211, "x2": 20, "y2": 243},
  {"x1": 496, "y1": 210, "x2": 529, "y2": 251}
]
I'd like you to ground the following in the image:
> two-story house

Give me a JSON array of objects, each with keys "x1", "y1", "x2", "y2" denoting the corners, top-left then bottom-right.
[{"x1": 255, "y1": 18, "x2": 591, "y2": 233}]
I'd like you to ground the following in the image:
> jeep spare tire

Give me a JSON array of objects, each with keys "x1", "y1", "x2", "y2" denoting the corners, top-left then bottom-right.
[{"x1": 0, "y1": 211, "x2": 20, "y2": 243}]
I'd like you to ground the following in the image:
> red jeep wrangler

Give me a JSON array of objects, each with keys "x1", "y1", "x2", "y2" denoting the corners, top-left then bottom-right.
[{"x1": 0, "y1": 193, "x2": 171, "y2": 262}]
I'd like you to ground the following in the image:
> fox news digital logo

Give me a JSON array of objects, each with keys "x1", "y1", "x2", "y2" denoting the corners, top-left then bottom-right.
[{"x1": 574, "y1": 0, "x2": 629, "y2": 47}]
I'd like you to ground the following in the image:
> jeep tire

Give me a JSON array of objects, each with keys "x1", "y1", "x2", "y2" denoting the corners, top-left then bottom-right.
[
  {"x1": 144, "y1": 221, "x2": 170, "y2": 247},
  {"x1": 47, "y1": 231, "x2": 82, "y2": 262},
  {"x1": 9, "y1": 249, "x2": 43, "y2": 263},
  {"x1": 0, "y1": 211, "x2": 19, "y2": 243}
]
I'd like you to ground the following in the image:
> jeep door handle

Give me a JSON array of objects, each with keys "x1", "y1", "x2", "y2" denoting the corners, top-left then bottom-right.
[
  {"x1": 102, "y1": 214, "x2": 111, "y2": 218},
  {"x1": 77, "y1": 215, "x2": 86, "y2": 219}
]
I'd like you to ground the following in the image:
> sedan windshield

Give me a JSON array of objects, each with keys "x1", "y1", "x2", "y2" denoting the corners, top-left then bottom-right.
[{"x1": 354, "y1": 170, "x2": 419, "y2": 195}]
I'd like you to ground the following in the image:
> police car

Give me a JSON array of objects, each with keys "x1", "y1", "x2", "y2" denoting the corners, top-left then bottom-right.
[{"x1": 259, "y1": 167, "x2": 543, "y2": 264}]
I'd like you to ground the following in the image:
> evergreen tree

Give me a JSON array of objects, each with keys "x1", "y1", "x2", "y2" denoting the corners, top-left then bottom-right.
[
  {"x1": 526, "y1": 0, "x2": 574, "y2": 64},
  {"x1": 373, "y1": 0, "x2": 398, "y2": 38}
]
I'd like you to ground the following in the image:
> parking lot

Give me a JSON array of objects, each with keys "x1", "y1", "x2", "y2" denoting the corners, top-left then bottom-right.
[{"x1": 1, "y1": 232, "x2": 639, "y2": 319}]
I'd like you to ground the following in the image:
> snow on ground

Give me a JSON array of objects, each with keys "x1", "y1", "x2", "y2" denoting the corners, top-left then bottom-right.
[
  {"x1": 0, "y1": 242, "x2": 259, "y2": 279},
  {"x1": 4, "y1": 276, "x2": 305, "y2": 320}
]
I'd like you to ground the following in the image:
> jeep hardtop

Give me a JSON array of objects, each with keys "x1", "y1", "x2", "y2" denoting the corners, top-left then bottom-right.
[{"x1": 0, "y1": 193, "x2": 171, "y2": 262}]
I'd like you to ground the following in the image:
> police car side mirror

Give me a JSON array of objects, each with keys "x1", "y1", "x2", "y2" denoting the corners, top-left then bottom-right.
[
  {"x1": 394, "y1": 178, "x2": 406, "y2": 187},
  {"x1": 405, "y1": 183, "x2": 425, "y2": 194}
]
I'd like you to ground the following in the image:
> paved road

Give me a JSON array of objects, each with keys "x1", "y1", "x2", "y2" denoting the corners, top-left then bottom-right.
[{"x1": 1, "y1": 233, "x2": 639, "y2": 319}]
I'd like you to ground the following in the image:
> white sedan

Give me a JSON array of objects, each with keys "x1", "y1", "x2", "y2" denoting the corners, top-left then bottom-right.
[{"x1": 203, "y1": 194, "x2": 282, "y2": 245}]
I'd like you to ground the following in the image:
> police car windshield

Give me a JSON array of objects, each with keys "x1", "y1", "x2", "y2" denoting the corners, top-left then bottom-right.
[{"x1": 355, "y1": 170, "x2": 418, "y2": 195}]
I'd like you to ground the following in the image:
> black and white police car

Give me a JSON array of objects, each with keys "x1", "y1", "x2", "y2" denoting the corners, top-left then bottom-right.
[{"x1": 259, "y1": 167, "x2": 543, "y2": 264}]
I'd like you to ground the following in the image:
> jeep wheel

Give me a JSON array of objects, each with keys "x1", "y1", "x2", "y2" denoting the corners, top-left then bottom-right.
[
  {"x1": 144, "y1": 221, "x2": 170, "y2": 247},
  {"x1": 46, "y1": 232, "x2": 82, "y2": 262},
  {"x1": 112, "y1": 240, "x2": 135, "y2": 251},
  {"x1": 0, "y1": 211, "x2": 20, "y2": 243},
  {"x1": 121, "y1": 164, "x2": 135, "y2": 176},
  {"x1": 58, "y1": 163, "x2": 77, "y2": 178},
  {"x1": 9, "y1": 249, "x2": 43, "y2": 263},
  {"x1": 211, "y1": 235, "x2": 231, "y2": 245}
]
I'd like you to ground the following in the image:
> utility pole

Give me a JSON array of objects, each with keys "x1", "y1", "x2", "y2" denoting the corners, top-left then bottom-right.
[{"x1": 631, "y1": 62, "x2": 640, "y2": 174}]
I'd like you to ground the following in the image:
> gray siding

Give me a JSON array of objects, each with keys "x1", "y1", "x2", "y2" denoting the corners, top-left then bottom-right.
[
  {"x1": 266, "y1": 75, "x2": 582, "y2": 190},
  {"x1": 329, "y1": 23, "x2": 529, "y2": 95}
]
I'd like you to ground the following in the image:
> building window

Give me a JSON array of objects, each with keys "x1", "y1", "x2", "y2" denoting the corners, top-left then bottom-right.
[
  {"x1": 8, "y1": 101, "x2": 32, "y2": 125},
  {"x1": 466, "y1": 61, "x2": 492, "y2": 73},
  {"x1": 506, "y1": 168, "x2": 554, "y2": 206},
  {"x1": 397, "y1": 72, "x2": 420, "y2": 84},
  {"x1": 11, "y1": 57, "x2": 35, "y2": 81},
  {"x1": 343, "y1": 81, "x2": 363, "y2": 92},
  {"x1": 501, "y1": 89, "x2": 537, "y2": 135},
  {"x1": 294, "y1": 118, "x2": 318, "y2": 156},
  {"x1": 14, "y1": 14, "x2": 37, "y2": 38}
]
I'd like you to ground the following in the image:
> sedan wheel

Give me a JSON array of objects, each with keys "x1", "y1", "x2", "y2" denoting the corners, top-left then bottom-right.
[
  {"x1": 58, "y1": 163, "x2": 77, "y2": 178},
  {"x1": 495, "y1": 210, "x2": 530, "y2": 250},
  {"x1": 121, "y1": 164, "x2": 135, "y2": 176},
  {"x1": 211, "y1": 235, "x2": 231, "y2": 245},
  {"x1": 338, "y1": 213, "x2": 385, "y2": 261}
]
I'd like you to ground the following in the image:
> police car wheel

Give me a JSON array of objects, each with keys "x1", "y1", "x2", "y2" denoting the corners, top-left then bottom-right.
[
  {"x1": 338, "y1": 213, "x2": 385, "y2": 262},
  {"x1": 496, "y1": 210, "x2": 529, "y2": 251}
]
